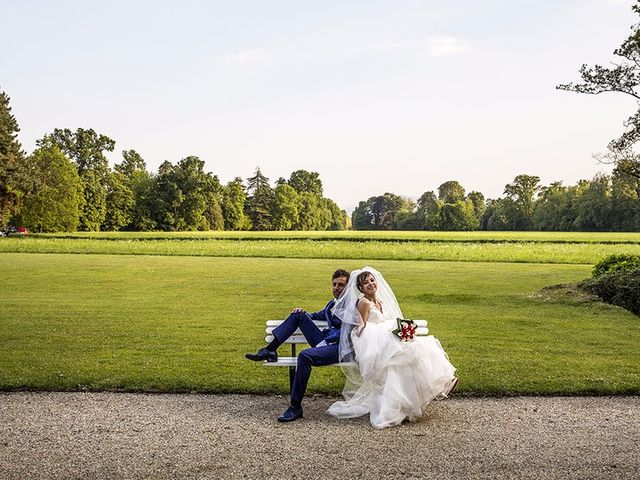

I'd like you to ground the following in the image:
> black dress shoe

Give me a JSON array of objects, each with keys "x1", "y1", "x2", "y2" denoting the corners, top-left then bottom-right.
[
  {"x1": 277, "y1": 405, "x2": 303, "y2": 422},
  {"x1": 245, "y1": 347, "x2": 278, "y2": 362}
]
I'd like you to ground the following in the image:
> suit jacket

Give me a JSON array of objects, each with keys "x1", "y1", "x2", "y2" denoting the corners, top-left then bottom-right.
[{"x1": 309, "y1": 299, "x2": 342, "y2": 345}]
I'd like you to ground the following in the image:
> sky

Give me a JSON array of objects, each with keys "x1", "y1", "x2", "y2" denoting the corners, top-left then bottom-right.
[{"x1": 1, "y1": 0, "x2": 636, "y2": 212}]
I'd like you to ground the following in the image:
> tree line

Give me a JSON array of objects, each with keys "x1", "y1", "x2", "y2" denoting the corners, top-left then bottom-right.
[
  {"x1": 352, "y1": 171, "x2": 640, "y2": 231},
  {"x1": 2, "y1": 86, "x2": 640, "y2": 233},
  {"x1": 0, "y1": 90, "x2": 348, "y2": 232}
]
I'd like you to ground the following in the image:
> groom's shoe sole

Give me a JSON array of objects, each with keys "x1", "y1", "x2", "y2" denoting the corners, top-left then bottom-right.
[{"x1": 244, "y1": 353, "x2": 278, "y2": 362}]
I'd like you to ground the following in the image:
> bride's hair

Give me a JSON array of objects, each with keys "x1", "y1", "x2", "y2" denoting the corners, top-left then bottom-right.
[{"x1": 356, "y1": 271, "x2": 374, "y2": 293}]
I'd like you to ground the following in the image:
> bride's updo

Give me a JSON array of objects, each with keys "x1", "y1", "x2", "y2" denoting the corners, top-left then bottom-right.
[{"x1": 356, "y1": 271, "x2": 374, "y2": 293}]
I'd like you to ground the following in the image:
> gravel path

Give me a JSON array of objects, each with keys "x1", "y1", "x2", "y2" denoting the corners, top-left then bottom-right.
[{"x1": 0, "y1": 392, "x2": 638, "y2": 479}]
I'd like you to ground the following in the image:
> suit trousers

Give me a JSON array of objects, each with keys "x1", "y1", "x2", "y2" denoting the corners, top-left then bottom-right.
[{"x1": 272, "y1": 311, "x2": 340, "y2": 405}]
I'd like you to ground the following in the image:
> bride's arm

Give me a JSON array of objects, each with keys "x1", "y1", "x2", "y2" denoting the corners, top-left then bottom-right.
[{"x1": 354, "y1": 298, "x2": 370, "y2": 336}]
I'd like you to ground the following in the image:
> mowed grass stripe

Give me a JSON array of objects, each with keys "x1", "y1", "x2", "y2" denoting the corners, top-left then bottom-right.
[
  {"x1": 2, "y1": 237, "x2": 640, "y2": 264},
  {"x1": 33, "y1": 230, "x2": 640, "y2": 244},
  {"x1": 1, "y1": 253, "x2": 638, "y2": 395}
]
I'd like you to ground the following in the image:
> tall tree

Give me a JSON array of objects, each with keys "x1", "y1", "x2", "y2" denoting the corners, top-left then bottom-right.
[
  {"x1": 16, "y1": 146, "x2": 83, "y2": 232},
  {"x1": 115, "y1": 150, "x2": 155, "y2": 230},
  {"x1": 0, "y1": 90, "x2": 26, "y2": 227},
  {"x1": 37, "y1": 128, "x2": 116, "y2": 230},
  {"x1": 574, "y1": 174, "x2": 612, "y2": 231},
  {"x1": 558, "y1": 1, "x2": 640, "y2": 178},
  {"x1": 115, "y1": 149, "x2": 147, "y2": 177},
  {"x1": 288, "y1": 170, "x2": 323, "y2": 196},
  {"x1": 272, "y1": 183, "x2": 300, "y2": 230},
  {"x1": 246, "y1": 167, "x2": 274, "y2": 230},
  {"x1": 503, "y1": 174, "x2": 541, "y2": 230},
  {"x1": 222, "y1": 178, "x2": 251, "y2": 230},
  {"x1": 438, "y1": 181, "x2": 465, "y2": 203},
  {"x1": 102, "y1": 170, "x2": 134, "y2": 231}
]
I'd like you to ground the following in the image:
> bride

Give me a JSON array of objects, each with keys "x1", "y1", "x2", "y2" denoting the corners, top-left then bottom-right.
[{"x1": 327, "y1": 266, "x2": 458, "y2": 429}]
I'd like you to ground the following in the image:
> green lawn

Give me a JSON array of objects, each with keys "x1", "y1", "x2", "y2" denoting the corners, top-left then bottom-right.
[
  {"x1": 2, "y1": 236, "x2": 640, "y2": 264},
  {"x1": 32, "y1": 230, "x2": 640, "y2": 243},
  {"x1": 1, "y1": 253, "x2": 638, "y2": 395}
]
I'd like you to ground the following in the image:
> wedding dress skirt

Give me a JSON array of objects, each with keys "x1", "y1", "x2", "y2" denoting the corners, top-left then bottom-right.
[{"x1": 327, "y1": 306, "x2": 456, "y2": 429}]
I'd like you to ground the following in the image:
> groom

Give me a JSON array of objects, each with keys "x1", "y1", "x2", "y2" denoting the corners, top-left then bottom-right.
[{"x1": 245, "y1": 269, "x2": 350, "y2": 422}]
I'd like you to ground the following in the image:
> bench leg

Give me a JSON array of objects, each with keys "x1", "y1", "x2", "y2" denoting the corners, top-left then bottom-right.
[{"x1": 288, "y1": 343, "x2": 296, "y2": 392}]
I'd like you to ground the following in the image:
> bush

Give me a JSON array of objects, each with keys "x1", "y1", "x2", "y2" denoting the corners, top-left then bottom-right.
[
  {"x1": 582, "y1": 268, "x2": 640, "y2": 316},
  {"x1": 593, "y1": 254, "x2": 640, "y2": 278}
]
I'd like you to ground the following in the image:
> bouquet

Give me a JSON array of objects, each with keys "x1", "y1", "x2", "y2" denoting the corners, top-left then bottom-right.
[{"x1": 392, "y1": 318, "x2": 417, "y2": 342}]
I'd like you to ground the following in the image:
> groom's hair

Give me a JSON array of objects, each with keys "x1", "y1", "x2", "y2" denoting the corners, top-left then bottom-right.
[{"x1": 332, "y1": 269, "x2": 350, "y2": 280}]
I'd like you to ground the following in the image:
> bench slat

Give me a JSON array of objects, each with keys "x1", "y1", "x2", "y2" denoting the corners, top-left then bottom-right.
[
  {"x1": 263, "y1": 357, "x2": 356, "y2": 367},
  {"x1": 265, "y1": 327, "x2": 428, "y2": 345}
]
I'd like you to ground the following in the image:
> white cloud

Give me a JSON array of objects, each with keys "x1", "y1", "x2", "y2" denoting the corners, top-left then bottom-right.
[
  {"x1": 425, "y1": 35, "x2": 469, "y2": 56},
  {"x1": 219, "y1": 48, "x2": 267, "y2": 64}
]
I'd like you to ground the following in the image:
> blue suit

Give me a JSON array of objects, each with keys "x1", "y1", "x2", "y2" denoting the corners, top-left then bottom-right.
[{"x1": 271, "y1": 300, "x2": 341, "y2": 405}]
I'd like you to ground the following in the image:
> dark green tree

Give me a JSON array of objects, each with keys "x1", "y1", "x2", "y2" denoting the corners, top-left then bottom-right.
[
  {"x1": 574, "y1": 175, "x2": 612, "y2": 231},
  {"x1": 503, "y1": 174, "x2": 541, "y2": 230},
  {"x1": 0, "y1": 90, "x2": 26, "y2": 227},
  {"x1": 102, "y1": 170, "x2": 135, "y2": 231},
  {"x1": 611, "y1": 167, "x2": 640, "y2": 230},
  {"x1": 79, "y1": 169, "x2": 107, "y2": 231},
  {"x1": 246, "y1": 167, "x2": 274, "y2": 230}
]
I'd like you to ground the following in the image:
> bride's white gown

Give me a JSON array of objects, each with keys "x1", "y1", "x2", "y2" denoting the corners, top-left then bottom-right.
[{"x1": 327, "y1": 304, "x2": 456, "y2": 429}]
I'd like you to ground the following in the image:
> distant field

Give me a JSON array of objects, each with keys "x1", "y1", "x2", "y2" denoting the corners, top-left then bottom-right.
[
  {"x1": 33, "y1": 230, "x2": 640, "y2": 244},
  {"x1": 1, "y1": 253, "x2": 638, "y2": 396},
  {"x1": 2, "y1": 235, "x2": 639, "y2": 264}
]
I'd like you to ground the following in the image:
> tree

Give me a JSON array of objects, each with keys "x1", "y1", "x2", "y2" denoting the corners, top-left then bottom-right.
[
  {"x1": 38, "y1": 128, "x2": 115, "y2": 176},
  {"x1": 102, "y1": 170, "x2": 134, "y2": 231},
  {"x1": 17, "y1": 146, "x2": 83, "y2": 232},
  {"x1": 222, "y1": 178, "x2": 251, "y2": 230},
  {"x1": 116, "y1": 149, "x2": 147, "y2": 177},
  {"x1": 37, "y1": 128, "x2": 116, "y2": 230},
  {"x1": 114, "y1": 150, "x2": 155, "y2": 230},
  {"x1": 296, "y1": 191, "x2": 323, "y2": 230},
  {"x1": 416, "y1": 191, "x2": 440, "y2": 230},
  {"x1": 467, "y1": 191, "x2": 486, "y2": 224},
  {"x1": 574, "y1": 174, "x2": 612, "y2": 231},
  {"x1": 272, "y1": 183, "x2": 299, "y2": 230},
  {"x1": 435, "y1": 199, "x2": 478, "y2": 230},
  {"x1": 558, "y1": 1, "x2": 640, "y2": 178},
  {"x1": 611, "y1": 167, "x2": 640, "y2": 230},
  {"x1": 503, "y1": 174, "x2": 541, "y2": 230},
  {"x1": 352, "y1": 197, "x2": 375, "y2": 230},
  {"x1": 0, "y1": 89, "x2": 26, "y2": 227},
  {"x1": 533, "y1": 181, "x2": 571, "y2": 231},
  {"x1": 288, "y1": 170, "x2": 323, "y2": 195},
  {"x1": 438, "y1": 181, "x2": 465, "y2": 203},
  {"x1": 246, "y1": 167, "x2": 274, "y2": 230}
]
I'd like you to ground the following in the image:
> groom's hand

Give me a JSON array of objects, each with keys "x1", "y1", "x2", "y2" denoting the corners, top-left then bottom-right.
[{"x1": 291, "y1": 307, "x2": 304, "y2": 313}]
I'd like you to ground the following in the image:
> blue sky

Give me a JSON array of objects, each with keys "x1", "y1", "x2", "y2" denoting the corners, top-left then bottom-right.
[{"x1": 1, "y1": 0, "x2": 635, "y2": 211}]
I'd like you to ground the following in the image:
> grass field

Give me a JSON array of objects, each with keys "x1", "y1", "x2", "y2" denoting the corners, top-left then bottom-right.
[
  {"x1": 1, "y1": 230, "x2": 639, "y2": 396},
  {"x1": 31, "y1": 230, "x2": 640, "y2": 243},
  {"x1": 3, "y1": 236, "x2": 640, "y2": 264}
]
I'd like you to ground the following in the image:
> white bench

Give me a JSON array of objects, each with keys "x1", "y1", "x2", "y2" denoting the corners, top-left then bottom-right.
[{"x1": 262, "y1": 319, "x2": 429, "y2": 389}]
